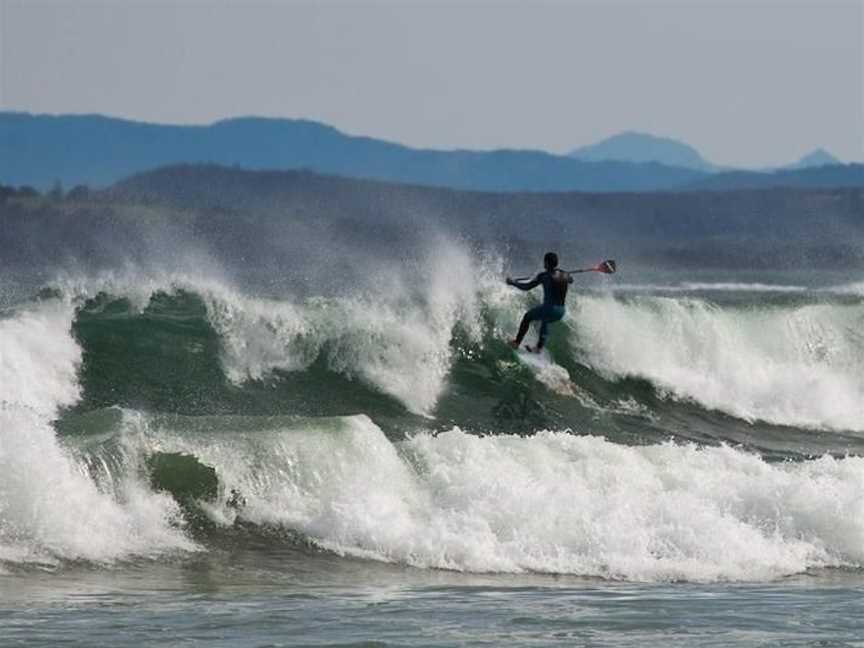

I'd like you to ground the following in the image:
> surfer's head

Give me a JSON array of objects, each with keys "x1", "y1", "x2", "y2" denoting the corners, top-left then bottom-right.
[{"x1": 544, "y1": 252, "x2": 558, "y2": 271}]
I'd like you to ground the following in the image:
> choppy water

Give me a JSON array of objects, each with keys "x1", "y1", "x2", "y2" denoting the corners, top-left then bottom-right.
[{"x1": 2, "y1": 245, "x2": 864, "y2": 645}]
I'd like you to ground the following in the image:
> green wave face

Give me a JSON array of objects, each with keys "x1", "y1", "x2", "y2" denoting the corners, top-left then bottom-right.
[
  {"x1": 6, "y1": 274, "x2": 864, "y2": 578},
  {"x1": 65, "y1": 287, "x2": 702, "y2": 449},
  {"x1": 70, "y1": 290, "x2": 411, "y2": 424},
  {"x1": 64, "y1": 286, "x2": 864, "y2": 457}
]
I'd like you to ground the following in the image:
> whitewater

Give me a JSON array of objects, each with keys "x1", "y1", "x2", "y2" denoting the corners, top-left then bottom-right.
[{"x1": 3, "y1": 245, "x2": 864, "y2": 646}]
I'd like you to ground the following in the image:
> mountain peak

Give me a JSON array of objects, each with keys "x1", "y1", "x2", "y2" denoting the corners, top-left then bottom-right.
[
  {"x1": 791, "y1": 148, "x2": 840, "y2": 169},
  {"x1": 569, "y1": 132, "x2": 714, "y2": 172}
]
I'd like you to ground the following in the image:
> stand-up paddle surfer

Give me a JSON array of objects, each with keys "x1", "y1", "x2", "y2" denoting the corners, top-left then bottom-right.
[{"x1": 506, "y1": 252, "x2": 572, "y2": 353}]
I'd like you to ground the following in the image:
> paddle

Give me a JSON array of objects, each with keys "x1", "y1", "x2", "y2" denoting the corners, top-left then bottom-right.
[
  {"x1": 511, "y1": 259, "x2": 616, "y2": 282},
  {"x1": 566, "y1": 259, "x2": 617, "y2": 275}
]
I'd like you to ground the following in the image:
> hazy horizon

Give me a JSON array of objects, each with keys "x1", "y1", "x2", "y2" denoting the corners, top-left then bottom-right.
[{"x1": 1, "y1": 0, "x2": 862, "y2": 167}]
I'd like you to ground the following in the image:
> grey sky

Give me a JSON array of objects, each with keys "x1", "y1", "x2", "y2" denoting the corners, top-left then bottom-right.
[{"x1": 1, "y1": 0, "x2": 862, "y2": 167}]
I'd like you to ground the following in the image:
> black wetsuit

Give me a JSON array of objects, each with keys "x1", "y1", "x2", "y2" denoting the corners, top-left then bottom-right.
[{"x1": 511, "y1": 269, "x2": 573, "y2": 349}]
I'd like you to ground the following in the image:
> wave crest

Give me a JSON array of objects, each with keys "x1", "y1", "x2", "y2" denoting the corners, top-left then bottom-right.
[
  {"x1": 573, "y1": 294, "x2": 864, "y2": 431},
  {"x1": 127, "y1": 412, "x2": 864, "y2": 582}
]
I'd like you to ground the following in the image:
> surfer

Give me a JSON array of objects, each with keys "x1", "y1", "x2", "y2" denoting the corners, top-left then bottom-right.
[{"x1": 506, "y1": 252, "x2": 573, "y2": 352}]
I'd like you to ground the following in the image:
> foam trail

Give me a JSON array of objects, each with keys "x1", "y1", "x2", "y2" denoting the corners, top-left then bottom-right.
[
  {"x1": 571, "y1": 294, "x2": 864, "y2": 431},
  {"x1": 140, "y1": 414, "x2": 864, "y2": 583},
  {"x1": 0, "y1": 299, "x2": 194, "y2": 567}
]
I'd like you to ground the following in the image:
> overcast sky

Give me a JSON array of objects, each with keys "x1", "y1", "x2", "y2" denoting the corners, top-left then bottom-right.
[{"x1": 1, "y1": 0, "x2": 861, "y2": 167}]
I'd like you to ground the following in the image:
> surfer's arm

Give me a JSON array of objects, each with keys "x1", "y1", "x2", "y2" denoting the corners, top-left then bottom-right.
[{"x1": 506, "y1": 274, "x2": 541, "y2": 290}]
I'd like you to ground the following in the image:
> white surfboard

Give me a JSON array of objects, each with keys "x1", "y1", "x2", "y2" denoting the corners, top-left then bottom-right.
[{"x1": 514, "y1": 346, "x2": 575, "y2": 396}]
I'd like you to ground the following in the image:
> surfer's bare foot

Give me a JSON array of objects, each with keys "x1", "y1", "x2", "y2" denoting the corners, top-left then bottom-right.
[{"x1": 508, "y1": 339, "x2": 520, "y2": 349}]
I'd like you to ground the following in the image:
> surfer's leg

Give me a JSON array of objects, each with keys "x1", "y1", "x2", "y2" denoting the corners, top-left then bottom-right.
[
  {"x1": 535, "y1": 306, "x2": 565, "y2": 351},
  {"x1": 536, "y1": 319, "x2": 550, "y2": 350},
  {"x1": 512, "y1": 306, "x2": 543, "y2": 347}
]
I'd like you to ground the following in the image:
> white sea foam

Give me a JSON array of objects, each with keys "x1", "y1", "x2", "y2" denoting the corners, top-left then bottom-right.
[
  {"x1": 829, "y1": 282, "x2": 864, "y2": 297},
  {"x1": 63, "y1": 269, "x2": 864, "y2": 428},
  {"x1": 0, "y1": 299, "x2": 82, "y2": 416},
  {"x1": 34, "y1": 260, "x2": 864, "y2": 427},
  {"x1": 201, "y1": 242, "x2": 492, "y2": 415},
  {"x1": 571, "y1": 294, "x2": 864, "y2": 431},
  {"x1": 139, "y1": 413, "x2": 864, "y2": 582},
  {"x1": 38, "y1": 247, "x2": 502, "y2": 416},
  {"x1": 512, "y1": 349, "x2": 575, "y2": 396},
  {"x1": 0, "y1": 300, "x2": 194, "y2": 567}
]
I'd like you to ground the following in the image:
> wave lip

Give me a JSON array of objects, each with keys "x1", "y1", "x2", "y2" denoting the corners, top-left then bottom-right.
[
  {"x1": 47, "y1": 242, "x2": 493, "y2": 417},
  {"x1": 572, "y1": 294, "x2": 864, "y2": 432},
  {"x1": 204, "y1": 290, "x2": 461, "y2": 416}
]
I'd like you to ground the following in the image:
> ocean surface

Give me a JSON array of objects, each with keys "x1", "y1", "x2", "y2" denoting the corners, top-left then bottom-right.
[{"x1": 2, "y1": 250, "x2": 864, "y2": 646}]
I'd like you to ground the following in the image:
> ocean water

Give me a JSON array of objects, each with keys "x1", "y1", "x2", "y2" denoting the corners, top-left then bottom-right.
[{"x1": 2, "y1": 246, "x2": 864, "y2": 645}]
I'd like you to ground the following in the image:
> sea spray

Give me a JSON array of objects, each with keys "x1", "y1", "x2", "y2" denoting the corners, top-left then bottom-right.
[
  {"x1": 35, "y1": 260, "x2": 864, "y2": 431},
  {"x1": 571, "y1": 294, "x2": 864, "y2": 431},
  {"x1": 0, "y1": 299, "x2": 194, "y2": 566},
  {"x1": 202, "y1": 242, "x2": 497, "y2": 415},
  {"x1": 131, "y1": 412, "x2": 864, "y2": 582},
  {"x1": 38, "y1": 265, "x2": 864, "y2": 432},
  {"x1": 0, "y1": 298, "x2": 82, "y2": 415},
  {"x1": 4, "y1": 273, "x2": 864, "y2": 578},
  {"x1": 43, "y1": 242, "x2": 506, "y2": 416}
]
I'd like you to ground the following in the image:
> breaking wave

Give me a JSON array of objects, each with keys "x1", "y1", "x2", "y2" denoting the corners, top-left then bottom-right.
[
  {"x1": 2, "y1": 253, "x2": 864, "y2": 580},
  {"x1": 30, "y1": 410, "x2": 864, "y2": 582},
  {"x1": 0, "y1": 299, "x2": 194, "y2": 567},
  {"x1": 573, "y1": 294, "x2": 864, "y2": 431},
  {"x1": 43, "y1": 267, "x2": 864, "y2": 433}
]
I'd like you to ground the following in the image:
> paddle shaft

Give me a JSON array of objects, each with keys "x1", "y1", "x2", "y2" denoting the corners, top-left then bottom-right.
[
  {"x1": 511, "y1": 260, "x2": 615, "y2": 282},
  {"x1": 513, "y1": 268, "x2": 609, "y2": 281},
  {"x1": 512, "y1": 268, "x2": 595, "y2": 281}
]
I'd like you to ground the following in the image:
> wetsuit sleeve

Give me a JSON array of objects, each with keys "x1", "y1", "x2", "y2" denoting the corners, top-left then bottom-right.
[{"x1": 511, "y1": 273, "x2": 543, "y2": 291}]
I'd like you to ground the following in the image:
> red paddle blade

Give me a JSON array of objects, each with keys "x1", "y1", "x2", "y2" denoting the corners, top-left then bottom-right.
[{"x1": 595, "y1": 259, "x2": 616, "y2": 274}]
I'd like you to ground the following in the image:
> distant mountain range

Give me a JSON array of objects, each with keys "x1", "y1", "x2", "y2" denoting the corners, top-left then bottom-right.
[
  {"x1": 1, "y1": 112, "x2": 860, "y2": 193},
  {"x1": 569, "y1": 131, "x2": 843, "y2": 173}
]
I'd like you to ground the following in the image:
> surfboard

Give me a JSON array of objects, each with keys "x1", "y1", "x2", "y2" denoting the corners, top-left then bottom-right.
[
  {"x1": 512, "y1": 345, "x2": 575, "y2": 396},
  {"x1": 514, "y1": 345, "x2": 551, "y2": 366}
]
